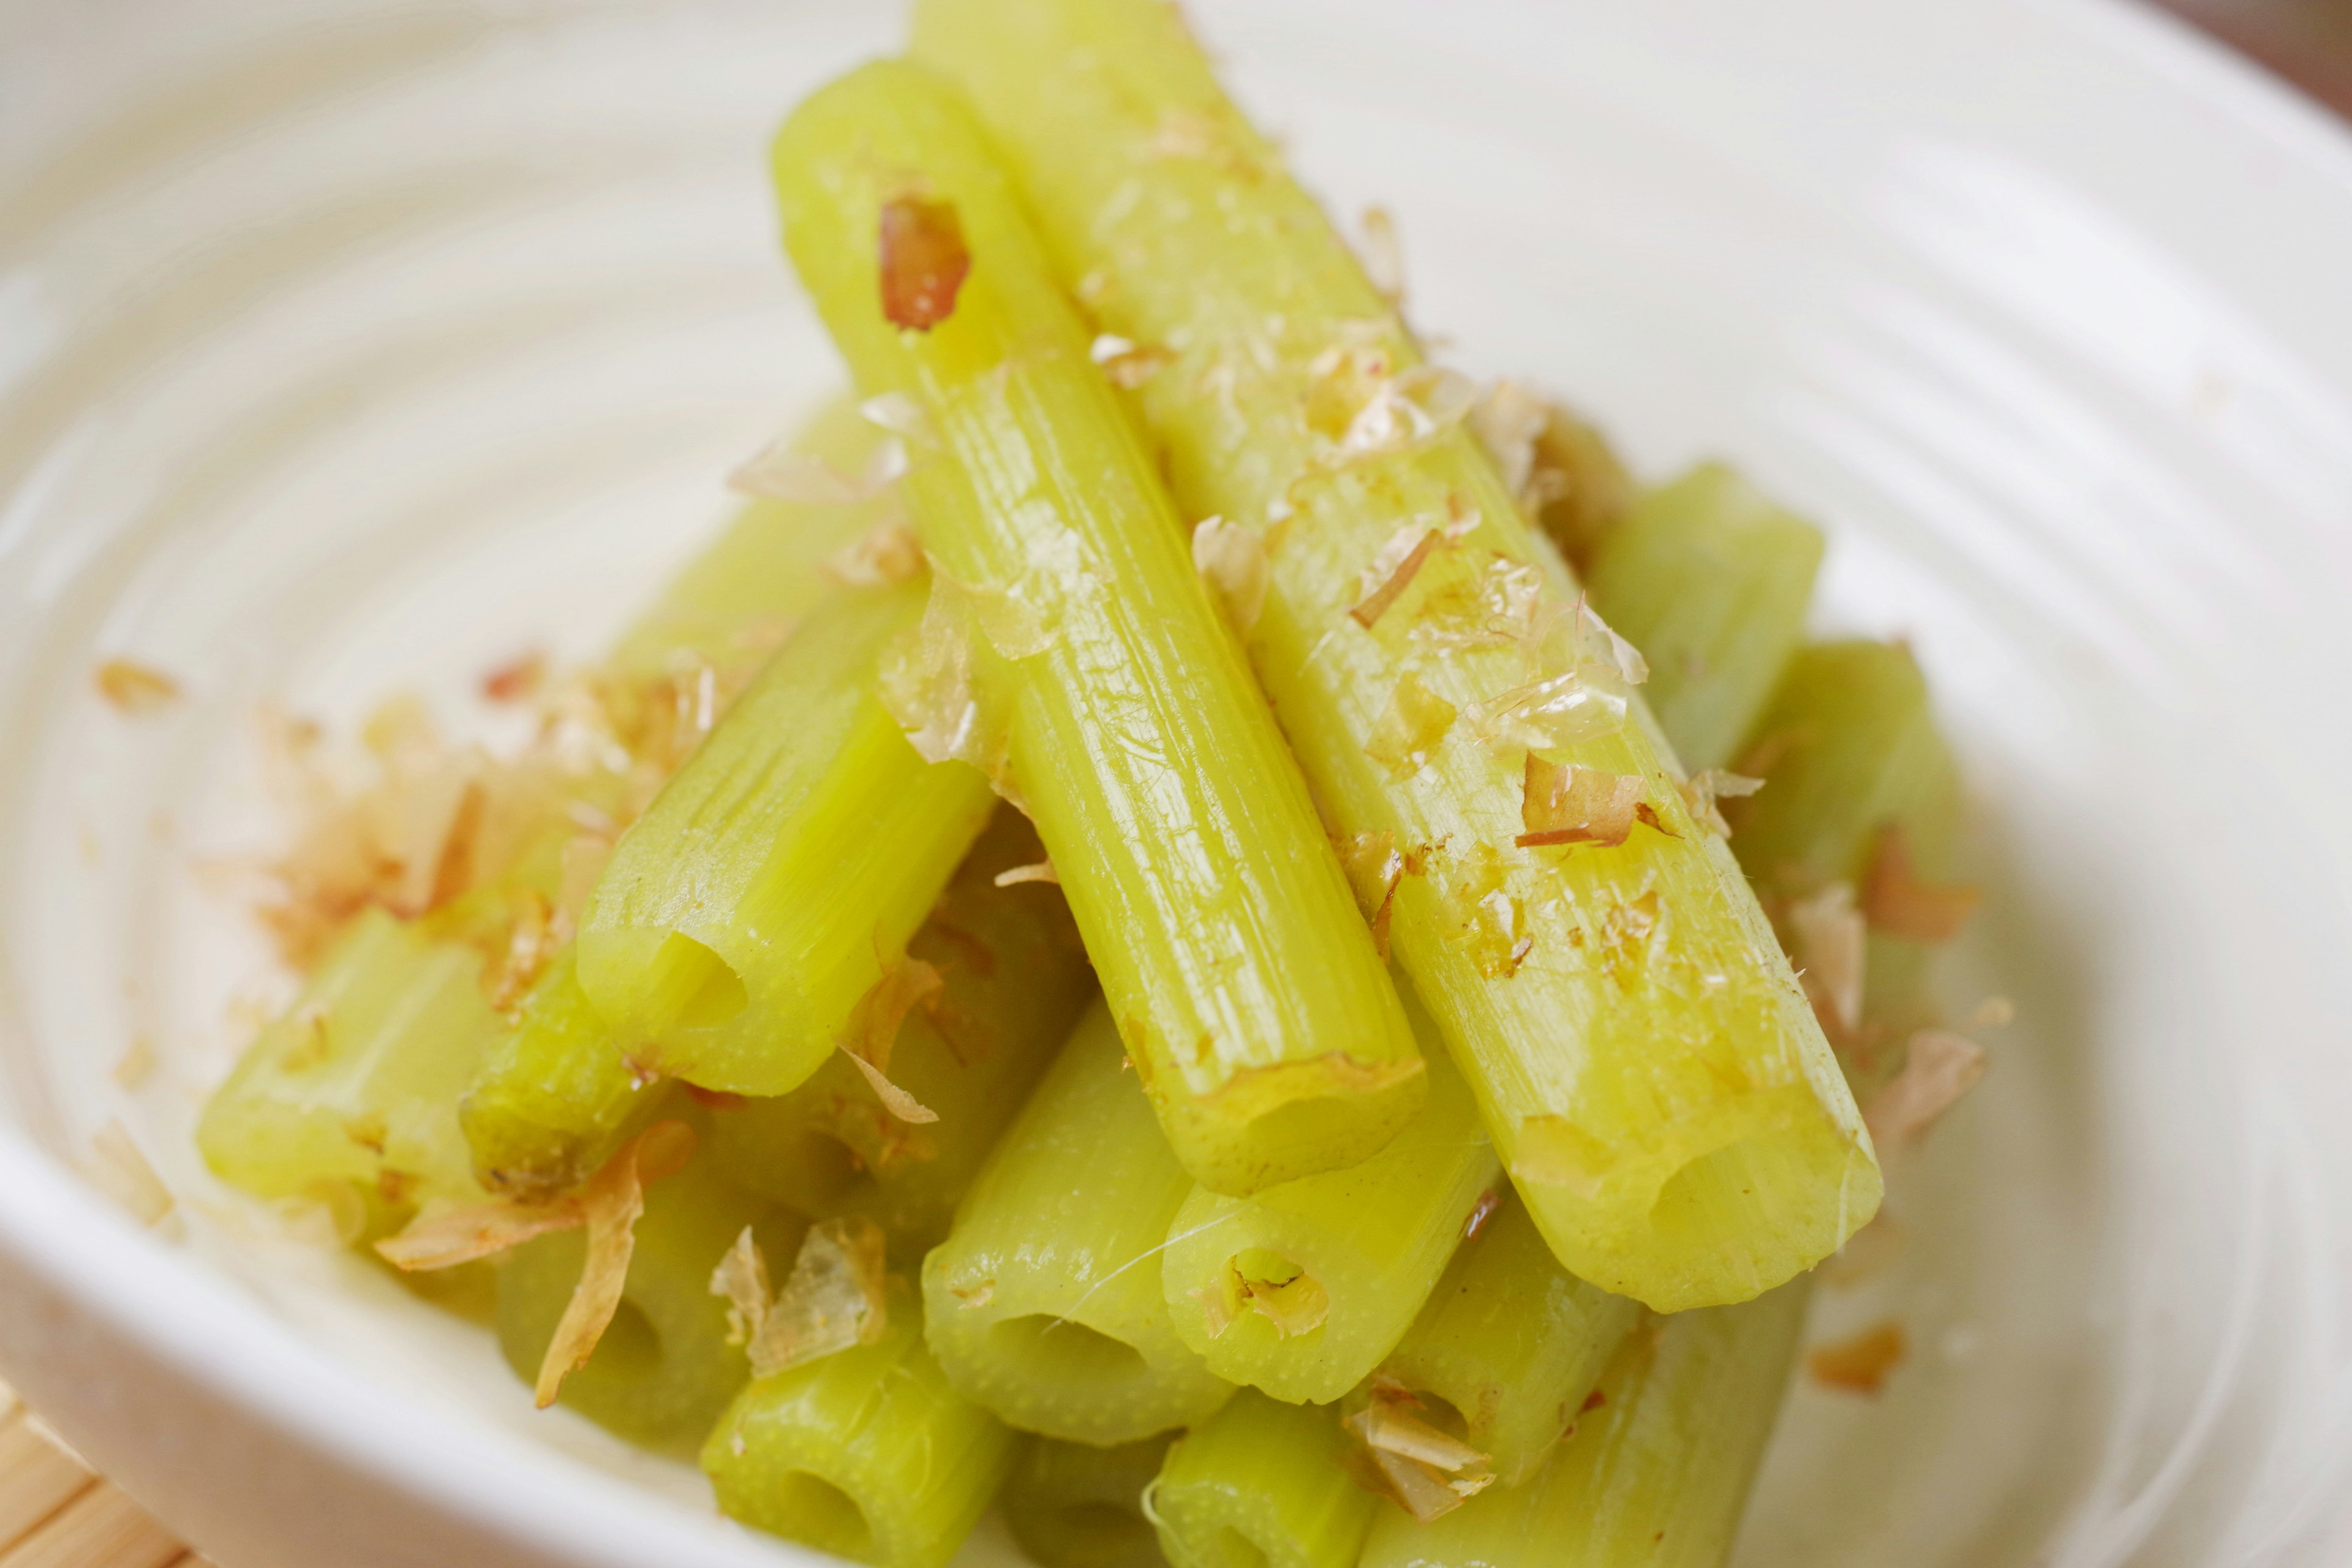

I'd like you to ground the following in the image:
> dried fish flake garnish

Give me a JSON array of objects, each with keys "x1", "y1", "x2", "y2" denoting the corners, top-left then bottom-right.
[
  {"x1": 1677, "y1": 769, "x2": 1764, "y2": 837},
  {"x1": 1788, "y1": 883, "x2": 1866, "y2": 1037},
  {"x1": 729, "y1": 431, "x2": 910, "y2": 505},
  {"x1": 1210, "y1": 1251, "x2": 1329, "y2": 1340},
  {"x1": 878, "y1": 195, "x2": 970, "y2": 331},
  {"x1": 1517, "y1": 757, "x2": 1645, "y2": 850},
  {"x1": 1349, "y1": 524, "x2": 1443, "y2": 629},
  {"x1": 1364, "y1": 672, "x2": 1457, "y2": 780},
  {"x1": 534, "y1": 1120, "x2": 696, "y2": 1407},
  {"x1": 1333, "y1": 830, "x2": 1408, "y2": 961},
  {"x1": 1357, "y1": 205, "x2": 1405, "y2": 305},
  {"x1": 88, "y1": 1120, "x2": 173, "y2": 1226},
  {"x1": 1091, "y1": 333, "x2": 1173, "y2": 389},
  {"x1": 480, "y1": 650, "x2": 547, "y2": 704},
  {"x1": 950, "y1": 1279, "x2": 995, "y2": 1310},
  {"x1": 858, "y1": 391, "x2": 935, "y2": 448},
  {"x1": 823, "y1": 519, "x2": 925, "y2": 588},
  {"x1": 837, "y1": 952, "x2": 944, "y2": 1125},
  {"x1": 1330, "y1": 365, "x2": 1478, "y2": 466},
  {"x1": 746, "y1": 1217, "x2": 889, "y2": 1378},
  {"x1": 992, "y1": 859, "x2": 1059, "y2": 888},
  {"x1": 1864, "y1": 1029, "x2": 1988, "y2": 1157},
  {"x1": 1861, "y1": 824, "x2": 1983, "y2": 943},
  {"x1": 709, "y1": 1226, "x2": 772, "y2": 1348},
  {"x1": 1344, "y1": 1385, "x2": 1495, "y2": 1521},
  {"x1": 95, "y1": 658, "x2": 181, "y2": 716},
  {"x1": 1191, "y1": 515, "x2": 1268, "y2": 633},
  {"x1": 1808, "y1": 1320, "x2": 1906, "y2": 1394}
]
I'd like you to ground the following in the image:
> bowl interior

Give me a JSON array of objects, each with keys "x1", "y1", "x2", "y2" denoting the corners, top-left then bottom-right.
[{"x1": 3, "y1": 1, "x2": 2351, "y2": 1564}]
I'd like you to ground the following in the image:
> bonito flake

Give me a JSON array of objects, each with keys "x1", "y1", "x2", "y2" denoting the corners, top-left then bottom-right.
[
  {"x1": 744, "y1": 1218, "x2": 890, "y2": 1379},
  {"x1": 1345, "y1": 1384, "x2": 1495, "y2": 1521}
]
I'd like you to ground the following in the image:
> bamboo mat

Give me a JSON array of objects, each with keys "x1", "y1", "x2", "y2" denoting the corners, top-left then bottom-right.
[{"x1": 0, "y1": 1383, "x2": 208, "y2": 1568}]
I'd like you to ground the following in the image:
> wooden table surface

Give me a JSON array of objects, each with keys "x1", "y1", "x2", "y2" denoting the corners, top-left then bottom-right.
[{"x1": 8, "y1": 2, "x2": 2344, "y2": 1564}]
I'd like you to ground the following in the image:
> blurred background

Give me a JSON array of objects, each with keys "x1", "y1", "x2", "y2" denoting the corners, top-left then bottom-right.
[{"x1": 2157, "y1": 0, "x2": 2352, "y2": 115}]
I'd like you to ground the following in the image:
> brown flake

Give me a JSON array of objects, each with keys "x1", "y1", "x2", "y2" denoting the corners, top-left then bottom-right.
[
  {"x1": 1862, "y1": 824, "x2": 1981, "y2": 943},
  {"x1": 878, "y1": 196, "x2": 970, "y2": 331},
  {"x1": 1808, "y1": 1321, "x2": 1906, "y2": 1394},
  {"x1": 95, "y1": 659, "x2": 181, "y2": 716},
  {"x1": 1517, "y1": 757, "x2": 1645, "y2": 849}
]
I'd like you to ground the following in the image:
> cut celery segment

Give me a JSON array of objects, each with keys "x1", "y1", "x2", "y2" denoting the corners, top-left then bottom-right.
[
  {"x1": 771, "y1": 59, "x2": 1425, "y2": 1197},
  {"x1": 1003, "y1": 1432, "x2": 1175, "y2": 1568},
  {"x1": 922, "y1": 1000, "x2": 1232, "y2": 1444},
  {"x1": 1147, "y1": 1390, "x2": 1374, "y2": 1568}
]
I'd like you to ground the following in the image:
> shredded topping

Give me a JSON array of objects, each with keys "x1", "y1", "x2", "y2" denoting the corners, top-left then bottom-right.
[
  {"x1": 480, "y1": 650, "x2": 548, "y2": 705},
  {"x1": 1333, "y1": 830, "x2": 1428, "y2": 962},
  {"x1": 1517, "y1": 758, "x2": 1646, "y2": 849},
  {"x1": 1788, "y1": 883, "x2": 1866, "y2": 1038},
  {"x1": 858, "y1": 391, "x2": 935, "y2": 448},
  {"x1": 532, "y1": 1121, "x2": 696, "y2": 1407},
  {"x1": 1864, "y1": 1030, "x2": 1988, "y2": 1157},
  {"x1": 1357, "y1": 205, "x2": 1406, "y2": 305},
  {"x1": 1349, "y1": 524, "x2": 1444, "y2": 629},
  {"x1": 731, "y1": 428, "x2": 910, "y2": 505},
  {"x1": 1344, "y1": 1384, "x2": 1494, "y2": 1521},
  {"x1": 1862, "y1": 824, "x2": 1982, "y2": 943},
  {"x1": 745, "y1": 1218, "x2": 889, "y2": 1378},
  {"x1": 991, "y1": 859, "x2": 1058, "y2": 888},
  {"x1": 1678, "y1": 769, "x2": 1764, "y2": 838},
  {"x1": 710, "y1": 1226, "x2": 773, "y2": 1348},
  {"x1": 87, "y1": 1120, "x2": 172, "y2": 1226},
  {"x1": 1461, "y1": 1188, "x2": 1501, "y2": 1241},
  {"x1": 1091, "y1": 333, "x2": 1173, "y2": 389},
  {"x1": 1364, "y1": 673, "x2": 1457, "y2": 780},
  {"x1": 823, "y1": 520, "x2": 925, "y2": 588},
  {"x1": 1468, "y1": 382, "x2": 1633, "y2": 571},
  {"x1": 950, "y1": 1280, "x2": 995, "y2": 1310},
  {"x1": 878, "y1": 196, "x2": 970, "y2": 331},
  {"x1": 1808, "y1": 1321, "x2": 1906, "y2": 1394},
  {"x1": 837, "y1": 953, "x2": 944, "y2": 1125},
  {"x1": 1443, "y1": 844, "x2": 1531, "y2": 980},
  {"x1": 1192, "y1": 515, "x2": 1268, "y2": 633},
  {"x1": 1329, "y1": 365, "x2": 1478, "y2": 467},
  {"x1": 1204, "y1": 1251, "x2": 1329, "y2": 1340},
  {"x1": 95, "y1": 658, "x2": 181, "y2": 716}
]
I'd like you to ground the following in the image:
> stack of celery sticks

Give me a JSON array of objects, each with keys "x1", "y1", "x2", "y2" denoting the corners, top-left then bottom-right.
[{"x1": 196, "y1": 2, "x2": 1986, "y2": 1566}]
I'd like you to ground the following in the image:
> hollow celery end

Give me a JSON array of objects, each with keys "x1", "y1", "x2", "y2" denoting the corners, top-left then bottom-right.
[
  {"x1": 496, "y1": 1159, "x2": 776, "y2": 1453},
  {"x1": 1379, "y1": 1193, "x2": 1640, "y2": 1484},
  {"x1": 1161, "y1": 1042, "x2": 1496, "y2": 1404},
  {"x1": 458, "y1": 949, "x2": 658, "y2": 1199},
  {"x1": 1586, "y1": 462, "x2": 1825, "y2": 773},
  {"x1": 1142, "y1": 1049, "x2": 1428, "y2": 1200},
  {"x1": 1003, "y1": 1433, "x2": 1176, "y2": 1568},
  {"x1": 921, "y1": 1240, "x2": 1234, "y2": 1445},
  {"x1": 1359, "y1": 1284, "x2": 1809, "y2": 1568},
  {"x1": 1148, "y1": 1392, "x2": 1374, "y2": 1568},
  {"x1": 775, "y1": 61, "x2": 1425, "y2": 1199},
  {"x1": 197, "y1": 907, "x2": 497, "y2": 1214},
  {"x1": 703, "y1": 1285, "x2": 1012, "y2": 1568},
  {"x1": 577, "y1": 581, "x2": 997, "y2": 1095}
]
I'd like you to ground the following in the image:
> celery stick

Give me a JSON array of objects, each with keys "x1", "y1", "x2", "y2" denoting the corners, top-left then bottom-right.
[
  {"x1": 198, "y1": 907, "x2": 497, "y2": 1226},
  {"x1": 575, "y1": 575, "x2": 998, "y2": 1094},
  {"x1": 771, "y1": 61, "x2": 1425, "y2": 1196},
  {"x1": 1359, "y1": 1284, "x2": 1808, "y2": 1568},
  {"x1": 1147, "y1": 1390, "x2": 1373, "y2": 1568},
  {"x1": 703, "y1": 1281, "x2": 1011, "y2": 1568},
  {"x1": 458, "y1": 949, "x2": 657, "y2": 1197},
  {"x1": 1003, "y1": 1432, "x2": 1175, "y2": 1568},
  {"x1": 1585, "y1": 464, "x2": 1825, "y2": 772},
  {"x1": 913, "y1": 0, "x2": 1877, "y2": 1310},
  {"x1": 1161, "y1": 1014, "x2": 1498, "y2": 1405},
  {"x1": 706, "y1": 805, "x2": 1093, "y2": 1252},
  {"x1": 922, "y1": 1000, "x2": 1232, "y2": 1444},
  {"x1": 609, "y1": 394, "x2": 888, "y2": 676},
  {"x1": 1373, "y1": 1188, "x2": 1638, "y2": 1483},
  {"x1": 496, "y1": 1150, "x2": 793, "y2": 1453}
]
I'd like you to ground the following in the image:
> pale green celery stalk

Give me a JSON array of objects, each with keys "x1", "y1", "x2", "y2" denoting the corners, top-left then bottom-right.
[
  {"x1": 706, "y1": 805, "x2": 1095, "y2": 1253},
  {"x1": 1359, "y1": 1284, "x2": 1809, "y2": 1568},
  {"x1": 703, "y1": 1281, "x2": 1010, "y2": 1568},
  {"x1": 1728, "y1": 639, "x2": 1967, "y2": 1085},
  {"x1": 1002, "y1": 1432, "x2": 1175, "y2": 1568},
  {"x1": 198, "y1": 907, "x2": 497, "y2": 1230},
  {"x1": 913, "y1": 0, "x2": 1877, "y2": 1311},
  {"x1": 459, "y1": 950, "x2": 659, "y2": 1197},
  {"x1": 1584, "y1": 463, "x2": 1825, "y2": 772},
  {"x1": 1161, "y1": 1015, "x2": 1498, "y2": 1404},
  {"x1": 771, "y1": 61, "x2": 1424, "y2": 1197},
  {"x1": 497, "y1": 1152, "x2": 799, "y2": 1453},
  {"x1": 1147, "y1": 1390, "x2": 1373, "y2": 1568},
  {"x1": 1372, "y1": 1188, "x2": 1640, "y2": 1484},
  {"x1": 922, "y1": 1000, "x2": 1232, "y2": 1444},
  {"x1": 609, "y1": 394, "x2": 887, "y2": 676},
  {"x1": 577, "y1": 575, "x2": 998, "y2": 1093}
]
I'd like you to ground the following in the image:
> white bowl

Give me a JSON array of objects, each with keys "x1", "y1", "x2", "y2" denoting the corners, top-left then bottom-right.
[{"x1": 2, "y1": 1, "x2": 2350, "y2": 1564}]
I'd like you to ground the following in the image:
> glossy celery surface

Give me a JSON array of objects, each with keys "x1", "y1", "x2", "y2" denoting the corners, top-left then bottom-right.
[
  {"x1": 707, "y1": 807, "x2": 1094, "y2": 1253},
  {"x1": 1359, "y1": 1283, "x2": 1809, "y2": 1568},
  {"x1": 772, "y1": 61, "x2": 1425, "y2": 1197},
  {"x1": 497, "y1": 1153, "x2": 792, "y2": 1453},
  {"x1": 1002, "y1": 1432, "x2": 1175, "y2": 1568},
  {"x1": 461, "y1": 951, "x2": 656, "y2": 1197},
  {"x1": 1162, "y1": 1023, "x2": 1497, "y2": 1404},
  {"x1": 913, "y1": 0, "x2": 1877, "y2": 1310},
  {"x1": 1585, "y1": 464, "x2": 1825, "y2": 772},
  {"x1": 1148, "y1": 1391, "x2": 1373, "y2": 1568},
  {"x1": 922, "y1": 1001, "x2": 1232, "y2": 1444},
  {"x1": 1375, "y1": 1188, "x2": 1638, "y2": 1483},
  {"x1": 198, "y1": 908, "x2": 497, "y2": 1227},
  {"x1": 578, "y1": 576, "x2": 996, "y2": 1095},
  {"x1": 703, "y1": 1282, "x2": 1011, "y2": 1568}
]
